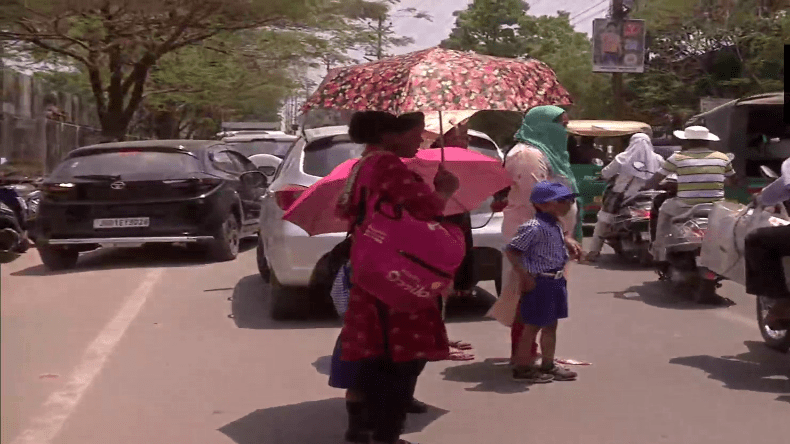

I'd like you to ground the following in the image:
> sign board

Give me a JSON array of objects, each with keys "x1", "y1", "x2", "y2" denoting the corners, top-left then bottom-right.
[{"x1": 592, "y1": 19, "x2": 646, "y2": 73}]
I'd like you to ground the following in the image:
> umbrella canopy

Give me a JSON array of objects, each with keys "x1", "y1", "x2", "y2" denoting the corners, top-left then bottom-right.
[
  {"x1": 302, "y1": 47, "x2": 572, "y2": 114},
  {"x1": 283, "y1": 147, "x2": 512, "y2": 236}
]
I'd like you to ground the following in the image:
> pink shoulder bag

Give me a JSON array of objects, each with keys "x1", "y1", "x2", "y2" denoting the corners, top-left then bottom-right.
[{"x1": 350, "y1": 187, "x2": 466, "y2": 312}]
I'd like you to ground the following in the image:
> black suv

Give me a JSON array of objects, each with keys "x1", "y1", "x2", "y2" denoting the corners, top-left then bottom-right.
[{"x1": 33, "y1": 140, "x2": 267, "y2": 270}]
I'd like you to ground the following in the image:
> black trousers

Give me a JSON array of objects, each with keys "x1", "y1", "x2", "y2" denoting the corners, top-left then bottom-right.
[
  {"x1": 443, "y1": 212, "x2": 475, "y2": 291},
  {"x1": 357, "y1": 358, "x2": 426, "y2": 444},
  {"x1": 745, "y1": 225, "x2": 790, "y2": 299},
  {"x1": 650, "y1": 192, "x2": 670, "y2": 242}
]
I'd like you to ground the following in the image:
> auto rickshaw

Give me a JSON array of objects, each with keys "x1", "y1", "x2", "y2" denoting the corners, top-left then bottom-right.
[
  {"x1": 566, "y1": 120, "x2": 653, "y2": 226},
  {"x1": 685, "y1": 91, "x2": 786, "y2": 204}
]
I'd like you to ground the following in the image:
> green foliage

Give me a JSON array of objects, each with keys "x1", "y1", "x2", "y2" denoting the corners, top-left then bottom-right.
[
  {"x1": 441, "y1": 1, "x2": 613, "y2": 121},
  {"x1": 628, "y1": 0, "x2": 787, "y2": 125},
  {"x1": 0, "y1": 0, "x2": 374, "y2": 139}
]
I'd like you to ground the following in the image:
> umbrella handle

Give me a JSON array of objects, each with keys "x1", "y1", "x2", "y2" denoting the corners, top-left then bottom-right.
[{"x1": 438, "y1": 110, "x2": 445, "y2": 163}]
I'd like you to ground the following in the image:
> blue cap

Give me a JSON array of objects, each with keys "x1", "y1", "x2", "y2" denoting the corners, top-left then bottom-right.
[{"x1": 530, "y1": 181, "x2": 578, "y2": 204}]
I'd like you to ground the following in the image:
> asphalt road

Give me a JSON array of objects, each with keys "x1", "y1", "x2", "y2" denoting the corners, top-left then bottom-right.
[{"x1": 2, "y1": 240, "x2": 789, "y2": 444}]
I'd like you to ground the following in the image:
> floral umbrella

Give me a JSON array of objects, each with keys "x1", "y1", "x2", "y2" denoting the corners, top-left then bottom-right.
[{"x1": 302, "y1": 46, "x2": 573, "y2": 114}]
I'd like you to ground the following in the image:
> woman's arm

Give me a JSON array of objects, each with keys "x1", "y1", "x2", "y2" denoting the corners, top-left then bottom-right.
[{"x1": 601, "y1": 158, "x2": 621, "y2": 180}]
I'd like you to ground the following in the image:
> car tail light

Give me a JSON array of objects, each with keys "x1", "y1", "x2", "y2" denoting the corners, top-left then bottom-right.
[
  {"x1": 630, "y1": 208, "x2": 650, "y2": 219},
  {"x1": 193, "y1": 177, "x2": 222, "y2": 194},
  {"x1": 275, "y1": 185, "x2": 308, "y2": 211},
  {"x1": 42, "y1": 183, "x2": 75, "y2": 198}
]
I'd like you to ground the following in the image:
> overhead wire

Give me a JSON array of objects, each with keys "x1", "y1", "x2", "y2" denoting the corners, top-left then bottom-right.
[
  {"x1": 571, "y1": 5, "x2": 611, "y2": 26},
  {"x1": 569, "y1": 0, "x2": 609, "y2": 23}
]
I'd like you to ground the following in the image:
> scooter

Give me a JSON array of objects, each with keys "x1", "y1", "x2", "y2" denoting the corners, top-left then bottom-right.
[
  {"x1": 751, "y1": 165, "x2": 790, "y2": 352},
  {"x1": 0, "y1": 186, "x2": 30, "y2": 263},
  {"x1": 603, "y1": 189, "x2": 664, "y2": 266},
  {"x1": 598, "y1": 161, "x2": 665, "y2": 266}
]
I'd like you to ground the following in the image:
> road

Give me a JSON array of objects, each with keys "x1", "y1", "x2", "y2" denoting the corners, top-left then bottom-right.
[{"x1": 2, "y1": 240, "x2": 789, "y2": 444}]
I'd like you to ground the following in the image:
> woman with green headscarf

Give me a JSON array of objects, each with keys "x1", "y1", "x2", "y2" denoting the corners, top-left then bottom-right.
[{"x1": 487, "y1": 105, "x2": 584, "y2": 365}]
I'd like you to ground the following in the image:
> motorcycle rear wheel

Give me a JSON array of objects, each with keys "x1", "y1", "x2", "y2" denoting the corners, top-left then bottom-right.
[{"x1": 756, "y1": 296, "x2": 790, "y2": 353}]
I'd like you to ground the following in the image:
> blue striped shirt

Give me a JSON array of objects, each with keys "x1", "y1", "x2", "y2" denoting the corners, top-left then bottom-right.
[
  {"x1": 330, "y1": 262, "x2": 352, "y2": 317},
  {"x1": 506, "y1": 212, "x2": 569, "y2": 274}
]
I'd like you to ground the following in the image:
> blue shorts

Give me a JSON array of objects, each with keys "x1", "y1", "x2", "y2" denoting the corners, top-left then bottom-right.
[
  {"x1": 328, "y1": 334, "x2": 363, "y2": 389},
  {"x1": 519, "y1": 276, "x2": 568, "y2": 327}
]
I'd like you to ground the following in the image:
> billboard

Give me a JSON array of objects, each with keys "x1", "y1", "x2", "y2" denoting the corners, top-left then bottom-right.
[{"x1": 592, "y1": 19, "x2": 646, "y2": 73}]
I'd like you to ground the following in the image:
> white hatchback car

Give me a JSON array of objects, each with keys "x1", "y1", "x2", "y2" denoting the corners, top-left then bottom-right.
[{"x1": 258, "y1": 126, "x2": 506, "y2": 319}]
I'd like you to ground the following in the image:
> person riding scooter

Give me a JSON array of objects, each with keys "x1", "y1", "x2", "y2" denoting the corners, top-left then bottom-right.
[
  {"x1": 644, "y1": 126, "x2": 739, "y2": 263},
  {"x1": 587, "y1": 133, "x2": 664, "y2": 261},
  {"x1": 745, "y1": 157, "x2": 790, "y2": 330}
]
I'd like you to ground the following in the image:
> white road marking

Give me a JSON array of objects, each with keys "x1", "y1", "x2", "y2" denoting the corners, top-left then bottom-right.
[{"x1": 11, "y1": 268, "x2": 165, "y2": 444}]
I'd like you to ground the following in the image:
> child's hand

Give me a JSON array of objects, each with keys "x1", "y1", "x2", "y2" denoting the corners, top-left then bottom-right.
[
  {"x1": 519, "y1": 274, "x2": 536, "y2": 294},
  {"x1": 565, "y1": 237, "x2": 583, "y2": 261}
]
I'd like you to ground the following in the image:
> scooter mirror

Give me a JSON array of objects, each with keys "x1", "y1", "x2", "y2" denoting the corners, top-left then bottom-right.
[
  {"x1": 726, "y1": 152, "x2": 735, "y2": 161},
  {"x1": 760, "y1": 165, "x2": 779, "y2": 179},
  {"x1": 633, "y1": 161, "x2": 646, "y2": 172},
  {"x1": 592, "y1": 158, "x2": 604, "y2": 167}
]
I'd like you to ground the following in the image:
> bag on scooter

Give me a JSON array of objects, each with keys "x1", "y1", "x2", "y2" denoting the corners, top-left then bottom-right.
[{"x1": 699, "y1": 202, "x2": 789, "y2": 286}]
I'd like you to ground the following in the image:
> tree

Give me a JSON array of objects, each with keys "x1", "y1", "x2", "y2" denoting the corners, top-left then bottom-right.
[
  {"x1": 441, "y1": 0, "x2": 529, "y2": 58},
  {"x1": 0, "y1": 0, "x2": 366, "y2": 140},
  {"x1": 441, "y1": 1, "x2": 613, "y2": 120},
  {"x1": 627, "y1": 0, "x2": 787, "y2": 125}
]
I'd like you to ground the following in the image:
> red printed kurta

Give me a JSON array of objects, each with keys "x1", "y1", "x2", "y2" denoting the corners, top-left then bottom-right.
[{"x1": 338, "y1": 149, "x2": 451, "y2": 363}]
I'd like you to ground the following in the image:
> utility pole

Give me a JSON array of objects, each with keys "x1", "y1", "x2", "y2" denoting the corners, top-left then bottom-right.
[{"x1": 611, "y1": 0, "x2": 626, "y2": 120}]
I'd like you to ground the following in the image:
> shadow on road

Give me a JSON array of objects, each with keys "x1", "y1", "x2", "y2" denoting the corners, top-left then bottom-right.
[
  {"x1": 218, "y1": 397, "x2": 448, "y2": 444},
  {"x1": 229, "y1": 274, "x2": 340, "y2": 330},
  {"x1": 601, "y1": 279, "x2": 735, "y2": 311},
  {"x1": 312, "y1": 355, "x2": 333, "y2": 376},
  {"x1": 229, "y1": 272, "x2": 497, "y2": 330},
  {"x1": 442, "y1": 358, "x2": 530, "y2": 394},
  {"x1": 670, "y1": 341, "x2": 790, "y2": 403},
  {"x1": 11, "y1": 239, "x2": 257, "y2": 276},
  {"x1": 585, "y1": 253, "x2": 652, "y2": 272}
]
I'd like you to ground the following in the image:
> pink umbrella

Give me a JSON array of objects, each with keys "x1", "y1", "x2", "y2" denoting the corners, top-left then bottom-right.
[{"x1": 282, "y1": 147, "x2": 511, "y2": 236}]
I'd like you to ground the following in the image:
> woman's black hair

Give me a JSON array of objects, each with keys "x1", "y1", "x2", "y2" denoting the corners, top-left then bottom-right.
[{"x1": 348, "y1": 111, "x2": 424, "y2": 145}]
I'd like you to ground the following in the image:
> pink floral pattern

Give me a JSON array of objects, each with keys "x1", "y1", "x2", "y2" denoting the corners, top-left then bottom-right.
[{"x1": 303, "y1": 47, "x2": 573, "y2": 114}]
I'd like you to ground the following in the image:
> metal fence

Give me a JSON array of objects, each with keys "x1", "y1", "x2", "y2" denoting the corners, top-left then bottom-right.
[{"x1": 0, "y1": 112, "x2": 105, "y2": 175}]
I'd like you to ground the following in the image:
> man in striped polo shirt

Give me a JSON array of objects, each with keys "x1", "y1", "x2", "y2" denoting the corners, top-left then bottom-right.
[{"x1": 645, "y1": 126, "x2": 738, "y2": 262}]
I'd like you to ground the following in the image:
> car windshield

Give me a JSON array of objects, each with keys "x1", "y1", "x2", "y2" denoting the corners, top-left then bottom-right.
[
  {"x1": 303, "y1": 135, "x2": 365, "y2": 177},
  {"x1": 227, "y1": 140, "x2": 293, "y2": 159},
  {"x1": 50, "y1": 150, "x2": 202, "y2": 181}
]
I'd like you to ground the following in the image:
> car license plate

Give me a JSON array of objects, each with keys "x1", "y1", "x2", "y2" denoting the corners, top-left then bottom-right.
[{"x1": 93, "y1": 217, "x2": 149, "y2": 229}]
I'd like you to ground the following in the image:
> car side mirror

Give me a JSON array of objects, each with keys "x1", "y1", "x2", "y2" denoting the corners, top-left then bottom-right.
[{"x1": 241, "y1": 171, "x2": 268, "y2": 188}]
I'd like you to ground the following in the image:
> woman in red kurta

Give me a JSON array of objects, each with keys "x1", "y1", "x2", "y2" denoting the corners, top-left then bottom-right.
[{"x1": 337, "y1": 111, "x2": 460, "y2": 444}]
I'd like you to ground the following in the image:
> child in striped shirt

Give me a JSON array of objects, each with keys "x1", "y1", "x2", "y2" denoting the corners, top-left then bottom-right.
[{"x1": 507, "y1": 181, "x2": 582, "y2": 383}]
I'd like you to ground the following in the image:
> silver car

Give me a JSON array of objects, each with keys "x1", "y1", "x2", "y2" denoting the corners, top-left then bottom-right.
[{"x1": 257, "y1": 126, "x2": 506, "y2": 319}]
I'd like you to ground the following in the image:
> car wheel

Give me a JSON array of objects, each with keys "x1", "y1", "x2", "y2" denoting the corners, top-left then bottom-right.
[
  {"x1": 270, "y1": 271, "x2": 308, "y2": 320},
  {"x1": 210, "y1": 212, "x2": 240, "y2": 261},
  {"x1": 757, "y1": 296, "x2": 790, "y2": 353},
  {"x1": 256, "y1": 236, "x2": 270, "y2": 283},
  {"x1": 38, "y1": 245, "x2": 79, "y2": 271}
]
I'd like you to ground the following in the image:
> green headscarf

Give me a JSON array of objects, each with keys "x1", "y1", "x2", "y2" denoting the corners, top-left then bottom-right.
[
  {"x1": 513, "y1": 105, "x2": 578, "y2": 193},
  {"x1": 514, "y1": 105, "x2": 584, "y2": 241}
]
